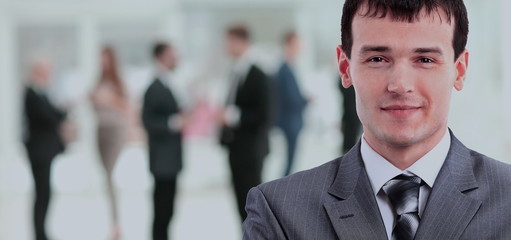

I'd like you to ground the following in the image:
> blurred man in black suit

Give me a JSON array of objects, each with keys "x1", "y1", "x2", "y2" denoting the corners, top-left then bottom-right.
[
  {"x1": 219, "y1": 25, "x2": 272, "y2": 222},
  {"x1": 142, "y1": 43, "x2": 184, "y2": 240},
  {"x1": 23, "y1": 59, "x2": 66, "y2": 240}
]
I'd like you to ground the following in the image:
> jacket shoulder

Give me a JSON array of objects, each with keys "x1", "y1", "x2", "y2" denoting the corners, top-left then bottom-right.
[
  {"x1": 277, "y1": 62, "x2": 290, "y2": 75},
  {"x1": 247, "y1": 65, "x2": 268, "y2": 79},
  {"x1": 470, "y1": 150, "x2": 511, "y2": 184},
  {"x1": 256, "y1": 158, "x2": 340, "y2": 199},
  {"x1": 24, "y1": 86, "x2": 38, "y2": 101},
  {"x1": 450, "y1": 133, "x2": 511, "y2": 186},
  {"x1": 144, "y1": 79, "x2": 167, "y2": 102},
  {"x1": 145, "y1": 79, "x2": 160, "y2": 93},
  {"x1": 460, "y1": 149, "x2": 511, "y2": 237}
]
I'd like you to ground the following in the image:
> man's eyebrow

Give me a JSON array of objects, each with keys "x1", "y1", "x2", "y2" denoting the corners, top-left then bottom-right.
[
  {"x1": 413, "y1": 47, "x2": 443, "y2": 55},
  {"x1": 360, "y1": 46, "x2": 390, "y2": 55},
  {"x1": 358, "y1": 46, "x2": 444, "y2": 56}
]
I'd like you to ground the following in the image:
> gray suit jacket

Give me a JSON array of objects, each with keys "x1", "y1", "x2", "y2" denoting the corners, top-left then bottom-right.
[{"x1": 243, "y1": 132, "x2": 511, "y2": 239}]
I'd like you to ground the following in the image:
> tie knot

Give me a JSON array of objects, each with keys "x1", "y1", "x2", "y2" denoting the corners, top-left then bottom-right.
[{"x1": 382, "y1": 174, "x2": 422, "y2": 215}]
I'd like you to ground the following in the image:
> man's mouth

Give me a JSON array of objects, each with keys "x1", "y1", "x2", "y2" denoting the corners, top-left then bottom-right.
[
  {"x1": 381, "y1": 105, "x2": 421, "y2": 111},
  {"x1": 381, "y1": 105, "x2": 421, "y2": 118}
]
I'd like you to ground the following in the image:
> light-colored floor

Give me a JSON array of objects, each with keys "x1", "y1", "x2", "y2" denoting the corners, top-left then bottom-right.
[{"x1": 0, "y1": 129, "x2": 341, "y2": 240}]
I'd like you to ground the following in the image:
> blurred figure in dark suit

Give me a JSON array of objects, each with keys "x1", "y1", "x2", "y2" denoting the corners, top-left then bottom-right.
[
  {"x1": 219, "y1": 25, "x2": 272, "y2": 222},
  {"x1": 275, "y1": 31, "x2": 308, "y2": 176},
  {"x1": 338, "y1": 78, "x2": 361, "y2": 153},
  {"x1": 23, "y1": 58, "x2": 66, "y2": 240},
  {"x1": 142, "y1": 42, "x2": 184, "y2": 240},
  {"x1": 90, "y1": 46, "x2": 128, "y2": 240}
]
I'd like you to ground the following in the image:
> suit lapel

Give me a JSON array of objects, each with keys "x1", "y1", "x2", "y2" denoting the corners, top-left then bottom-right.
[
  {"x1": 324, "y1": 143, "x2": 387, "y2": 240},
  {"x1": 415, "y1": 133, "x2": 482, "y2": 240},
  {"x1": 30, "y1": 87, "x2": 49, "y2": 106}
]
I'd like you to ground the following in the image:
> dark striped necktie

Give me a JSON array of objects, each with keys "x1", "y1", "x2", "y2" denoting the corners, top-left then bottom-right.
[{"x1": 382, "y1": 174, "x2": 422, "y2": 240}]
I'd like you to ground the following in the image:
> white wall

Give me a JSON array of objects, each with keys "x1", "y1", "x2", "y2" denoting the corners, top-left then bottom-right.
[
  {"x1": 448, "y1": 0, "x2": 508, "y2": 161},
  {"x1": 502, "y1": 0, "x2": 511, "y2": 153},
  {"x1": 0, "y1": 2, "x2": 18, "y2": 165}
]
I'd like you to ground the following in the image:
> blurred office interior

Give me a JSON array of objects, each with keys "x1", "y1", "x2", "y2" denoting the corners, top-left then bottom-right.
[{"x1": 1, "y1": 0, "x2": 510, "y2": 239}]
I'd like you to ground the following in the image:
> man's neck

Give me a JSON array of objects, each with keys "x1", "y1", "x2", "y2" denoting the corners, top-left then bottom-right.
[
  {"x1": 156, "y1": 62, "x2": 170, "y2": 76},
  {"x1": 30, "y1": 82, "x2": 48, "y2": 92},
  {"x1": 284, "y1": 52, "x2": 297, "y2": 63},
  {"x1": 363, "y1": 128, "x2": 448, "y2": 170},
  {"x1": 283, "y1": 58, "x2": 294, "y2": 67},
  {"x1": 234, "y1": 46, "x2": 252, "y2": 62},
  {"x1": 232, "y1": 48, "x2": 252, "y2": 77}
]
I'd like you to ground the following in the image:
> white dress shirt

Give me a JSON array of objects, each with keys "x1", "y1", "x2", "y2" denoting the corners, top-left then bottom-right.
[
  {"x1": 155, "y1": 63, "x2": 173, "y2": 88},
  {"x1": 360, "y1": 129, "x2": 451, "y2": 239}
]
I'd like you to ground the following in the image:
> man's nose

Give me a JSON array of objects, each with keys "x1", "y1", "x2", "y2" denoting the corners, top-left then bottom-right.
[{"x1": 387, "y1": 63, "x2": 415, "y2": 94}]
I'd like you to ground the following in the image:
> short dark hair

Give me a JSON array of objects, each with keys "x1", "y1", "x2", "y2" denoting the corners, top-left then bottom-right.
[
  {"x1": 283, "y1": 31, "x2": 297, "y2": 45},
  {"x1": 153, "y1": 42, "x2": 169, "y2": 60},
  {"x1": 341, "y1": 0, "x2": 468, "y2": 61},
  {"x1": 227, "y1": 25, "x2": 251, "y2": 41}
]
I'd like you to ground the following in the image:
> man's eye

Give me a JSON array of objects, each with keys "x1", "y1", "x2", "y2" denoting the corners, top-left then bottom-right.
[
  {"x1": 369, "y1": 57, "x2": 385, "y2": 62},
  {"x1": 419, "y1": 58, "x2": 434, "y2": 63}
]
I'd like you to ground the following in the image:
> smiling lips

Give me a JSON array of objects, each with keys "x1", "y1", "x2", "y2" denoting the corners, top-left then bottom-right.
[{"x1": 381, "y1": 105, "x2": 422, "y2": 118}]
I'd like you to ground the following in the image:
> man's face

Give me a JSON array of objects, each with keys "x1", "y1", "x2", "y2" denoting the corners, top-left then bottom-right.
[
  {"x1": 31, "y1": 60, "x2": 53, "y2": 88},
  {"x1": 159, "y1": 46, "x2": 178, "y2": 70},
  {"x1": 337, "y1": 9, "x2": 468, "y2": 149},
  {"x1": 286, "y1": 35, "x2": 301, "y2": 60},
  {"x1": 226, "y1": 35, "x2": 246, "y2": 59}
]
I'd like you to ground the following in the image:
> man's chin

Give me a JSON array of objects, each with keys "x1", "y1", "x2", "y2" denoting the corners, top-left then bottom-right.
[{"x1": 380, "y1": 132, "x2": 421, "y2": 147}]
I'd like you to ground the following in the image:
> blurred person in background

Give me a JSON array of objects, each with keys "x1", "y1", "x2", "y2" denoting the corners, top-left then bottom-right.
[
  {"x1": 219, "y1": 25, "x2": 272, "y2": 222},
  {"x1": 338, "y1": 76, "x2": 361, "y2": 154},
  {"x1": 142, "y1": 42, "x2": 184, "y2": 240},
  {"x1": 274, "y1": 31, "x2": 308, "y2": 176},
  {"x1": 23, "y1": 58, "x2": 66, "y2": 240},
  {"x1": 90, "y1": 46, "x2": 129, "y2": 240}
]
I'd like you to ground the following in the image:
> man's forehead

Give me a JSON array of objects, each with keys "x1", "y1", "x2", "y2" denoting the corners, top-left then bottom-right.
[{"x1": 351, "y1": 7, "x2": 455, "y2": 57}]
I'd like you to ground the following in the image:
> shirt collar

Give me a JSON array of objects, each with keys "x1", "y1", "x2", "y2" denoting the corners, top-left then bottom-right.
[
  {"x1": 29, "y1": 84, "x2": 48, "y2": 96},
  {"x1": 155, "y1": 63, "x2": 173, "y2": 87},
  {"x1": 232, "y1": 47, "x2": 254, "y2": 80},
  {"x1": 361, "y1": 129, "x2": 451, "y2": 195}
]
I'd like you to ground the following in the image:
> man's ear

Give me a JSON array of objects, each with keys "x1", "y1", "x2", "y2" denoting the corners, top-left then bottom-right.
[
  {"x1": 337, "y1": 45, "x2": 352, "y2": 88},
  {"x1": 454, "y1": 49, "x2": 469, "y2": 91}
]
